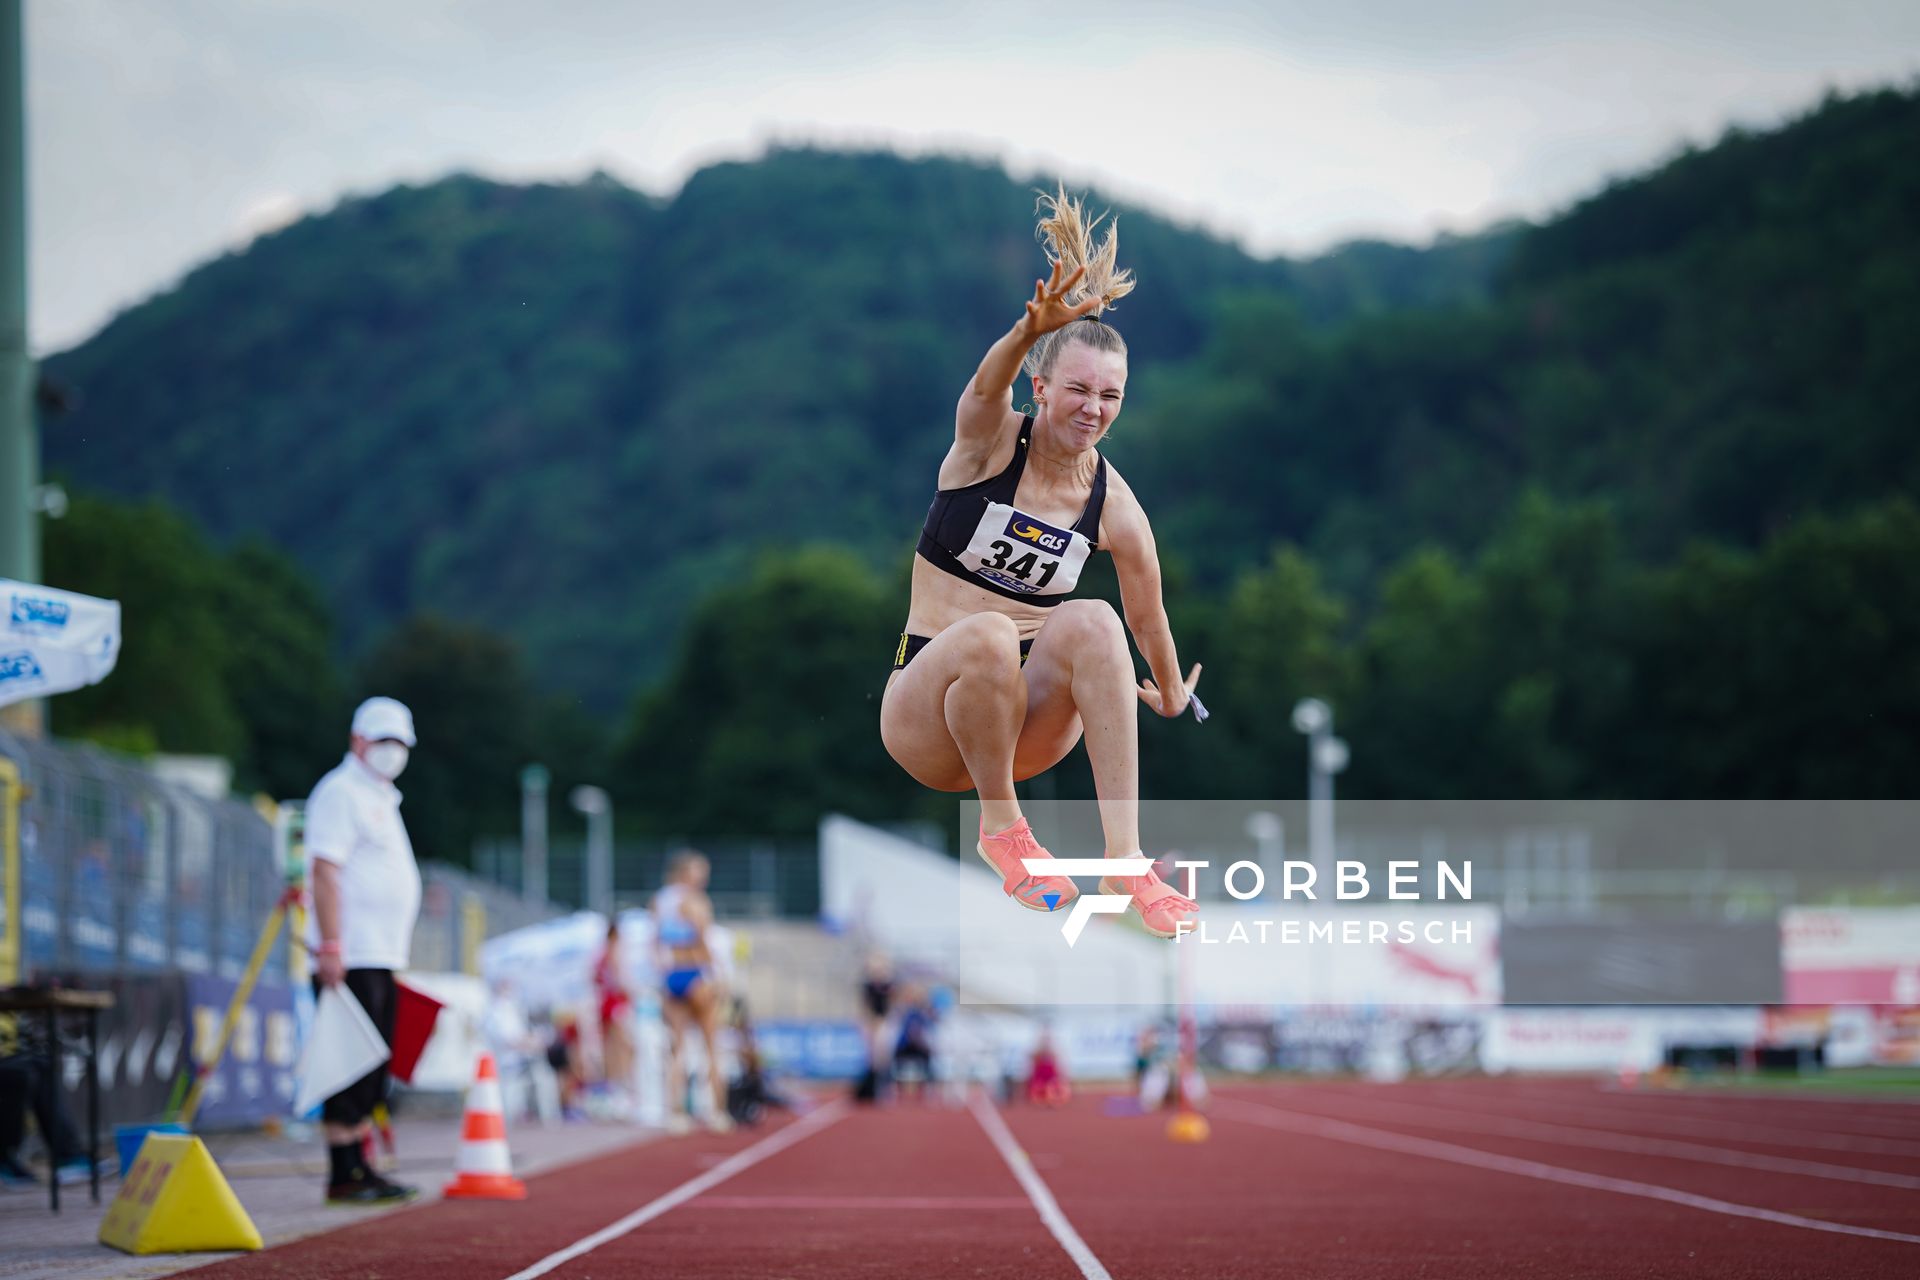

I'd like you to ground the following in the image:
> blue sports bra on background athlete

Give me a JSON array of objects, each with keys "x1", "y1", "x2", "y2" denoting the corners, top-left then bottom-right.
[
  {"x1": 653, "y1": 884, "x2": 700, "y2": 948},
  {"x1": 917, "y1": 414, "x2": 1108, "y2": 606}
]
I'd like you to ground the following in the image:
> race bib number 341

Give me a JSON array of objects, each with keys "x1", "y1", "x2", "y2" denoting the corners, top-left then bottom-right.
[{"x1": 959, "y1": 503, "x2": 1091, "y2": 597}]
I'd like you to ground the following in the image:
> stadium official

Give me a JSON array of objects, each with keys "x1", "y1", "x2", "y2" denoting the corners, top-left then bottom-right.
[{"x1": 305, "y1": 696, "x2": 423, "y2": 1204}]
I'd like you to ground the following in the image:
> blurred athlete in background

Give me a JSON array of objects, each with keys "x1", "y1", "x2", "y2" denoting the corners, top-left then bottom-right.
[{"x1": 651, "y1": 851, "x2": 731, "y2": 1132}]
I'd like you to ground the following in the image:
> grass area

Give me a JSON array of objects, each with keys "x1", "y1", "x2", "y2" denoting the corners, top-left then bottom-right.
[{"x1": 1663, "y1": 1066, "x2": 1920, "y2": 1097}]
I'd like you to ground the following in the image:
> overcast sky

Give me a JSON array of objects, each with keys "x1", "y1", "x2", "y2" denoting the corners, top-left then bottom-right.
[{"x1": 27, "y1": 0, "x2": 1920, "y2": 353}]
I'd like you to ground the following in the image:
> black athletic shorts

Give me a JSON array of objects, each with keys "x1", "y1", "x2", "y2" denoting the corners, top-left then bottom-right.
[
  {"x1": 310, "y1": 968, "x2": 398, "y2": 1126},
  {"x1": 892, "y1": 631, "x2": 1034, "y2": 672}
]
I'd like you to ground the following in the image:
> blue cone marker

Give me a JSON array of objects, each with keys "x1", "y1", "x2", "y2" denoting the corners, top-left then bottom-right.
[{"x1": 1043, "y1": 893, "x2": 1061, "y2": 911}]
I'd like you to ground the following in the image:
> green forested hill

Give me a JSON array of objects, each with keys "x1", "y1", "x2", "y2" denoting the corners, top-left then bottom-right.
[
  {"x1": 37, "y1": 152, "x2": 1512, "y2": 710},
  {"x1": 44, "y1": 151, "x2": 1368, "y2": 706},
  {"x1": 43, "y1": 87, "x2": 1920, "y2": 717},
  {"x1": 1118, "y1": 86, "x2": 1920, "y2": 594}
]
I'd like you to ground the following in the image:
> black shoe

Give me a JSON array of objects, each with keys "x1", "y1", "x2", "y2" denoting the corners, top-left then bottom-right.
[
  {"x1": 367, "y1": 1173, "x2": 419, "y2": 1201},
  {"x1": 326, "y1": 1171, "x2": 419, "y2": 1205}
]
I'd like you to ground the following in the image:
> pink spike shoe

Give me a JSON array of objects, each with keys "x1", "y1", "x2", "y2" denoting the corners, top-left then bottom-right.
[
  {"x1": 976, "y1": 818, "x2": 1080, "y2": 914},
  {"x1": 1100, "y1": 862, "x2": 1199, "y2": 938}
]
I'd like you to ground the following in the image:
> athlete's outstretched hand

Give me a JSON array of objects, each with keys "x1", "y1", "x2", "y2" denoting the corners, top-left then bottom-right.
[
  {"x1": 1138, "y1": 663, "x2": 1202, "y2": 718},
  {"x1": 1023, "y1": 260, "x2": 1103, "y2": 335}
]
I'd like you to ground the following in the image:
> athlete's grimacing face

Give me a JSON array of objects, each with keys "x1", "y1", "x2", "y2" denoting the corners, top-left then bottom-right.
[{"x1": 1033, "y1": 342, "x2": 1126, "y2": 453}]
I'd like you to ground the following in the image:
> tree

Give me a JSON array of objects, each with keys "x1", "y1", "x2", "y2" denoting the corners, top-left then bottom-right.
[
  {"x1": 217, "y1": 542, "x2": 347, "y2": 798},
  {"x1": 1141, "y1": 545, "x2": 1349, "y2": 800},
  {"x1": 42, "y1": 496, "x2": 243, "y2": 755},
  {"x1": 1625, "y1": 499, "x2": 1920, "y2": 797},
  {"x1": 615, "y1": 545, "x2": 930, "y2": 837},
  {"x1": 1347, "y1": 493, "x2": 1631, "y2": 798},
  {"x1": 352, "y1": 615, "x2": 546, "y2": 864}
]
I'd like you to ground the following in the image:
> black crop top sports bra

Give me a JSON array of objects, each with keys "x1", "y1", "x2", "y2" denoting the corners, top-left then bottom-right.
[{"x1": 916, "y1": 414, "x2": 1108, "y2": 606}]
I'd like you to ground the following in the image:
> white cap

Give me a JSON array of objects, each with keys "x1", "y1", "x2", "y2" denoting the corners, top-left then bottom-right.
[{"x1": 351, "y1": 696, "x2": 416, "y2": 746}]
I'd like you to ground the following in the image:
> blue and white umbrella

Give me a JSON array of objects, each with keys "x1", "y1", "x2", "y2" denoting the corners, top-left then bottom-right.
[{"x1": 0, "y1": 579, "x2": 121, "y2": 708}]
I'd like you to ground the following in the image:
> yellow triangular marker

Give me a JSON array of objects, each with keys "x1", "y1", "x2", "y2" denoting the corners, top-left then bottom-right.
[{"x1": 99, "y1": 1132, "x2": 263, "y2": 1255}]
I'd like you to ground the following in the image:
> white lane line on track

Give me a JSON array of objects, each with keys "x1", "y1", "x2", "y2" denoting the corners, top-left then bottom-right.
[
  {"x1": 1590, "y1": 1083, "x2": 1920, "y2": 1112},
  {"x1": 968, "y1": 1091, "x2": 1114, "y2": 1280},
  {"x1": 1576, "y1": 1091, "x2": 1920, "y2": 1142},
  {"x1": 1433, "y1": 1077, "x2": 1920, "y2": 1129},
  {"x1": 691, "y1": 1194, "x2": 1030, "y2": 1210},
  {"x1": 1536, "y1": 1084, "x2": 1920, "y2": 1141},
  {"x1": 1216, "y1": 1099, "x2": 1920, "y2": 1248},
  {"x1": 1404, "y1": 1086, "x2": 1920, "y2": 1159},
  {"x1": 501, "y1": 1101, "x2": 850, "y2": 1280},
  {"x1": 1257, "y1": 1091, "x2": 1920, "y2": 1190}
]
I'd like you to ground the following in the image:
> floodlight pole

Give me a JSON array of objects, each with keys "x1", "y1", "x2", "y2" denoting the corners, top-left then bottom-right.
[
  {"x1": 520, "y1": 763, "x2": 549, "y2": 905},
  {"x1": 0, "y1": 0, "x2": 32, "y2": 592},
  {"x1": 1245, "y1": 811, "x2": 1284, "y2": 900},
  {"x1": 0, "y1": 2, "x2": 41, "y2": 740},
  {"x1": 571, "y1": 785, "x2": 613, "y2": 917},
  {"x1": 1291, "y1": 699, "x2": 1349, "y2": 892}
]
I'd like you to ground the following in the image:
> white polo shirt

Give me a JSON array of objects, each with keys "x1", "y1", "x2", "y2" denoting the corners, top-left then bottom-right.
[{"x1": 304, "y1": 752, "x2": 422, "y2": 971}]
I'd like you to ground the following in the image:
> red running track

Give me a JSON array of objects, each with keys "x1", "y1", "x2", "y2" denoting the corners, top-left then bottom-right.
[{"x1": 183, "y1": 1078, "x2": 1920, "y2": 1279}]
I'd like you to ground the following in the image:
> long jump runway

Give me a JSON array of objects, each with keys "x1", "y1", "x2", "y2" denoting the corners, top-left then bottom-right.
[{"x1": 182, "y1": 1079, "x2": 1920, "y2": 1278}]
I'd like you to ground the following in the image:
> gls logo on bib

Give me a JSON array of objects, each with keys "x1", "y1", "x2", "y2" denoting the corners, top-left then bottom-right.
[{"x1": 1007, "y1": 516, "x2": 1068, "y2": 554}]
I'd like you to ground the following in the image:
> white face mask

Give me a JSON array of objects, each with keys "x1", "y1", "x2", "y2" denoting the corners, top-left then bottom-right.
[{"x1": 363, "y1": 742, "x2": 410, "y2": 780}]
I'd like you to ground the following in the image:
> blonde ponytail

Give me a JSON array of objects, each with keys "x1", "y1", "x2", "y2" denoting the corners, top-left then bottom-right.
[
  {"x1": 1024, "y1": 184, "x2": 1135, "y2": 379},
  {"x1": 1036, "y1": 184, "x2": 1135, "y2": 315}
]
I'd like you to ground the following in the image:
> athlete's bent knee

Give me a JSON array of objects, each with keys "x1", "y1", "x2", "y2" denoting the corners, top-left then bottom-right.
[
  {"x1": 949, "y1": 612, "x2": 1024, "y2": 672},
  {"x1": 1049, "y1": 598, "x2": 1124, "y2": 647}
]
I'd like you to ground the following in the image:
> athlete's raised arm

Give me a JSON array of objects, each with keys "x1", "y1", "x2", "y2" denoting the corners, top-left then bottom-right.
[
  {"x1": 1102, "y1": 469, "x2": 1201, "y2": 718},
  {"x1": 951, "y1": 259, "x2": 1101, "y2": 466}
]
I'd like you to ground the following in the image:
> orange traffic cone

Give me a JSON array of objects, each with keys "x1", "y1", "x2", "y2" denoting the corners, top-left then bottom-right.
[
  {"x1": 1166, "y1": 1106, "x2": 1211, "y2": 1144},
  {"x1": 443, "y1": 1052, "x2": 527, "y2": 1200}
]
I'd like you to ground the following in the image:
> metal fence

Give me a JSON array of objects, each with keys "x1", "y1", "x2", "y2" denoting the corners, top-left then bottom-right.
[
  {"x1": 0, "y1": 732, "x2": 579, "y2": 988},
  {"x1": 411, "y1": 861, "x2": 574, "y2": 974},
  {"x1": 471, "y1": 835, "x2": 822, "y2": 919},
  {"x1": 1, "y1": 729, "x2": 287, "y2": 986}
]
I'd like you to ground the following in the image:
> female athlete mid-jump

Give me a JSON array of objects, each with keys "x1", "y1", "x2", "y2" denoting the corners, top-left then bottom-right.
[{"x1": 880, "y1": 188, "x2": 1203, "y2": 938}]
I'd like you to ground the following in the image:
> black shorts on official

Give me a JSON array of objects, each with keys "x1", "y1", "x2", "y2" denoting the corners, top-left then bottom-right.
[{"x1": 310, "y1": 968, "x2": 398, "y2": 1126}]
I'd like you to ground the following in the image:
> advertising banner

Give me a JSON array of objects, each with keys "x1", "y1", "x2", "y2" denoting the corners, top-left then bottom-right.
[
  {"x1": 1501, "y1": 919, "x2": 1782, "y2": 1004},
  {"x1": 184, "y1": 975, "x2": 298, "y2": 1127},
  {"x1": 42, "y1": 971, "x2": 190, "y2": 1133},
  {"x1": 1482, "y1": 1006, "x2": 1765, "y2": 1073},
  {"x1": 1782, "y1": 907, "x2": 1920, "y2": 1005},
  {"x1": 0, "y1": 580, "x2": 121, "y2": 709},
  {"x1": 756, "y1": 1019, "x2": 869, "y2": 1079}
]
